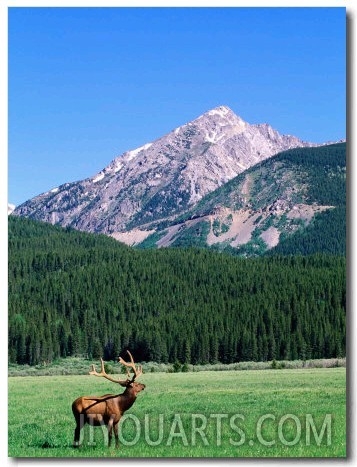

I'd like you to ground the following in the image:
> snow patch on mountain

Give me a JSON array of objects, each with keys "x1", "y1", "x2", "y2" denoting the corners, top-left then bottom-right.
[
  {"x1": 205, "y1": 130, "x2": 226, "y2": 144},
  {"x1": 93, "y1": 173, "x2": 105, "y2": 183},
  {"x1": 126, "y1": 142, "x2": 153, "y2": 161},
  {"x1": 207, "y1": 105, "x2": 230, "y2": 118}
]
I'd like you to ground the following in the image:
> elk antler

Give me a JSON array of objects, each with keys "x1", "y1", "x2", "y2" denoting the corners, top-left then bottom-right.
[
  {"x1": 89, "y1": 357, "x2": 129, "y2": 386},
  {"x1": 118, "y1": 350, "x2": 143, "y2": 382}
]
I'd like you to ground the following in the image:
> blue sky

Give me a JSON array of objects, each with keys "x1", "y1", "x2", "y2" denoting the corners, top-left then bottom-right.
[{"x1": 8, "y1": 6, "x2": 346, "y2": 206}]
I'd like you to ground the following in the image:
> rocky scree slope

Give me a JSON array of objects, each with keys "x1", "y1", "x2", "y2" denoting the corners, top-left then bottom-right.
[{"x1": 137, "y1": 143, "x2": 345, "y2": 255}]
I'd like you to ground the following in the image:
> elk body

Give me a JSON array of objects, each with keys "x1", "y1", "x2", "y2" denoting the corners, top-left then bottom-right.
[{"x1": 72, "y1": 351, "x2": 145, "y2": 448}]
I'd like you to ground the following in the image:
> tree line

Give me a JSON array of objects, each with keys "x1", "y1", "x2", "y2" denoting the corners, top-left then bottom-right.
[{"x1": 8, "y1": 216, "x2": 346, "y2": 365}]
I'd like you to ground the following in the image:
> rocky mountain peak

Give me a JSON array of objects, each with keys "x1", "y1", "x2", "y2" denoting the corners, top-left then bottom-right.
[
  {"x1": 183, "y1": 105, "x2": 247, "y2": 143},
  {"x1": 13, "y1": 106, "x2": 317, "y2": 235},
  {"x1": 200, "y1": 104, "x2": 242, "y2": 122}
]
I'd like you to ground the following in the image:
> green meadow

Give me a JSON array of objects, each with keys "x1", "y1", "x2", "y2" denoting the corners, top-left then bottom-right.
[{"x1": 8, "y1": 367, "x2": 346, "y2": 458}]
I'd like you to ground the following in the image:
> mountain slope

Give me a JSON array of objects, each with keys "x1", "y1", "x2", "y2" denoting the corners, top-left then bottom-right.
[
  {"x1": 13, "y1": 105, "x2": 316, "y2": 234},
  {"x1": 8, "y1": 215, "x2": 346, "y2": 365},
  {"x1": 136, "y1": 143, "x2": 346, "y2": 255}
]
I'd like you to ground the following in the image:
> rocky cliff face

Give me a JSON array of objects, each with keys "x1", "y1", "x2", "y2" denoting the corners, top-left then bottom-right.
[{"x1": 13, "y1": 105, "x2": 316, "y2": 234}]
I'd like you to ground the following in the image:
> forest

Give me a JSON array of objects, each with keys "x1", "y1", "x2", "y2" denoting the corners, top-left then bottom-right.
[
  {"x1": 8, "y1": 216, "x2": 346, "y2": 366},
  {"x1": 139, "y1": 142, "x2": 346, "y2": 255}
]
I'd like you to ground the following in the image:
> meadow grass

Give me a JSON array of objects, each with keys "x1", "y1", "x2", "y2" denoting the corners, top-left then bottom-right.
[{"x1": 8, "y1": 367, "x2": 346, "y2": 458}]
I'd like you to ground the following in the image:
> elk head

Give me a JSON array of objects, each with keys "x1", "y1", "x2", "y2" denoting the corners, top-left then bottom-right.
[{"x1": 89, "y1": 350, "x2": 145, "y2": 394}]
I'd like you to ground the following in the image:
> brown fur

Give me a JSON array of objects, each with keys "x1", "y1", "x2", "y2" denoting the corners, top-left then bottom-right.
[
  {"x1": 72, "y1": 382, "x2": 145, "y2": 448},
  {"x1": 72, "y1": 353, "x2": 145, "y2": 448}
]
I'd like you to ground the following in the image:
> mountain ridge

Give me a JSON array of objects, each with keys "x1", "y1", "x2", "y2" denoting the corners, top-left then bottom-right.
[
  {"x1": 132, "y1": 142, "x2": 345, "y2": 255},
  {"x1": 13, "y1": 105, "x2": 318, "y2": 238}
]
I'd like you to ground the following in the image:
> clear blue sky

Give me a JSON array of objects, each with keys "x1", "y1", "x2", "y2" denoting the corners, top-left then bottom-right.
[{"x1": 8, "y1": 6, "x2": 346, "y2": 206}]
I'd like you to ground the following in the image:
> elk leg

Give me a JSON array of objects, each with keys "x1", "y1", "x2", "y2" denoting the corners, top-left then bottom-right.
[
  {"x1": 73, "y1": 414, "x2": 86, "y2": 447},
  {"x1": 113, "y1": 422, "x2": 119, "y2": 448},
  {"x1": 107, "y1": 419, "x2": 114, "y2": 447},
  {"x1": 73, "y1": 423, "x2": 82, "y2": 447}
]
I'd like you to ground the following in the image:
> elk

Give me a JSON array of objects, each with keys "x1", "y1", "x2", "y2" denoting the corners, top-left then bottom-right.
[{"x1": 72, "y1": 350, "x2": 145, "y2": 448}]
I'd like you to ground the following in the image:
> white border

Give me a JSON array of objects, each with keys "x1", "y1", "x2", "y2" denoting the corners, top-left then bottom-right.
[{"x1": 2, "y1": 1, "x2": 354, "y2": 466}]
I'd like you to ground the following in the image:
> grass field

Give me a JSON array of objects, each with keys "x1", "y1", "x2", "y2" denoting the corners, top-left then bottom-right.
[{"x1": 8, "y1": 367, "x2": 346, "y2": 458}]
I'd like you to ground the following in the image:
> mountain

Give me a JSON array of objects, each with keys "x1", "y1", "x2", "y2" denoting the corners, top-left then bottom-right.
[
  {"x1": 13, "y1": 106, "x2": 317, "y2": 237},
  {"x1": 137, "y1": 143, "x2": 346, "y2": 255}
]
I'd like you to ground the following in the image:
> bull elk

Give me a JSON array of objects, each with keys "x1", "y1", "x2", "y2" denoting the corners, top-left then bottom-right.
[{"x1": 72, "y1": 350, "x2": 145, "y2": 448}]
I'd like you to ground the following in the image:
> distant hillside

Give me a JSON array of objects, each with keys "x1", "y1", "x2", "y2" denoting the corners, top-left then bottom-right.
[
  {"x1": 9, "y1": 216, "x2": 345, "y2": 366},
  {"x1": 136, "y1": 143, "x2": 346, "y2": 255}
]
